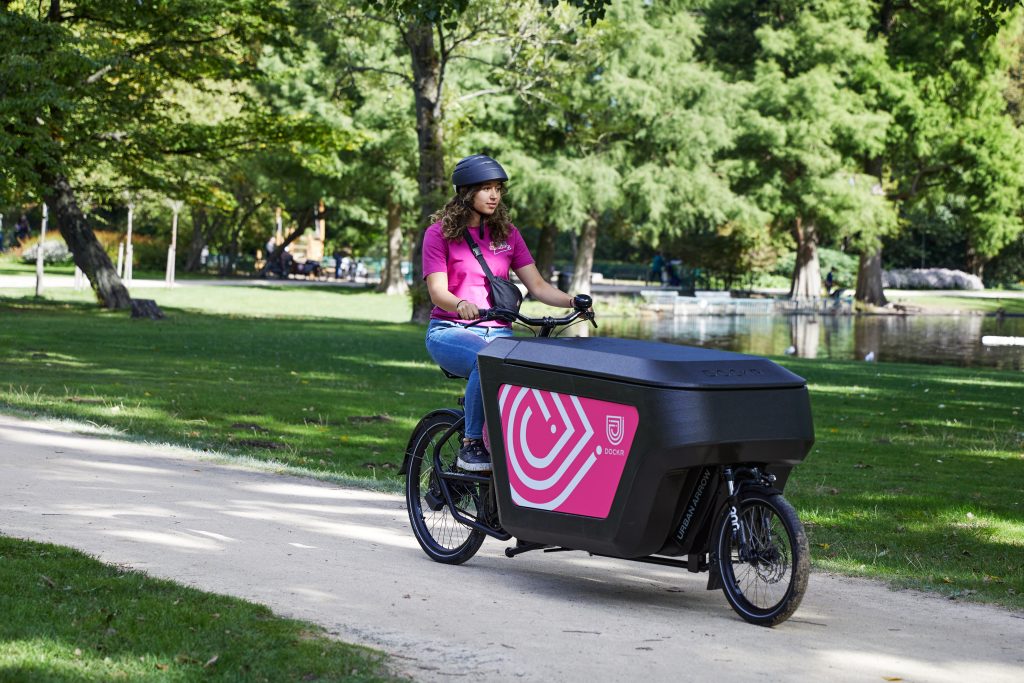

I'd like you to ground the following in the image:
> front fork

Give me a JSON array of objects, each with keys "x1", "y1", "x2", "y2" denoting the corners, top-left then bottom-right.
[
  {"x1": 723, "y1": 467, "x2": 749, "y2": 561},
  {"x1": 722, "y1": 466, "x2": 777, "y2": 562}
]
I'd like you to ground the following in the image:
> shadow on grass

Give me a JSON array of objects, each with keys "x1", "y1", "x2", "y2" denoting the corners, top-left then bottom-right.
[{"x1": 0, "y1": 297, "x2": 449, "y2": 479}]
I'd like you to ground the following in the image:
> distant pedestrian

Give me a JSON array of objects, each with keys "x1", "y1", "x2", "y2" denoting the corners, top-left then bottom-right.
[
  {"x1": 825, "y1": 269, "x2": 835, "y2": 296},
  {"x1": 650, "y1": 252, "x2": 665, "y2": 285},
  {"x1": 15, "y1": 215, "x2": 30, "y2": 245},
  {"x1": 333, "y1": 248, "x2": 343, "y2": 279}
]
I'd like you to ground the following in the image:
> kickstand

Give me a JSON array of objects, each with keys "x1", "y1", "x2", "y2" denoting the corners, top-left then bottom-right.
[{"x1": 504, "y1": 540, "x2": 548, "y2": 558}]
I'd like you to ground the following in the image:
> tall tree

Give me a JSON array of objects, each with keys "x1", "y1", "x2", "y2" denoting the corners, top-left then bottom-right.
[
  {"x1": 0, "y1": 1, "x2": 289, "y2": 308},
  {"x1": 708, "y1": 0, "x2": 897, "y2": 300},
  {"x1": 345, "y1": 0, "x2": 610, "y2": 321},
  {"x1": 877, "y1": 2, "x2": 1024, "y2": 285}
]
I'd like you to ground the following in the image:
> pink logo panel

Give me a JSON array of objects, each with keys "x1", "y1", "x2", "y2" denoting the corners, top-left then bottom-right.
[{"x1": 498, "y1": 384, "x2": 639, "y2": 518}]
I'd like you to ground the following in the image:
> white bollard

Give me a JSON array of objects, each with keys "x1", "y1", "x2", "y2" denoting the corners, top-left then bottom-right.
[
  {"x1": 166, "y1": 201, "x2": 181, "y2": 287},
  {"x1": 124, "y1": 203, "x2": 134, "y2": 285},
  {"x1": 35, "y1": 204, "x2": 48, "y2": 297}
]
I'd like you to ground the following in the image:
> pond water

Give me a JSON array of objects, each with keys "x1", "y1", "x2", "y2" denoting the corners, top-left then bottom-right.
[{"x1": 598, "y1": 314, "x2": 1024, "y2": 370}]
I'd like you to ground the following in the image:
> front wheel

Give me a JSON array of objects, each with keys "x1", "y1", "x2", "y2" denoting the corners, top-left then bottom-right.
[
  {"x1": 715, "y1": 491, "x2": 809, "y2": 626},
  {"x1": 405, "y1": 413, "x2": 486, "y2": 564}
]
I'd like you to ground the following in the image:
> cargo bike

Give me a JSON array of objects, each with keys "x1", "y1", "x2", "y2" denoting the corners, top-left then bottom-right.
[{"x1": 402, "y1": 298, "x2": 813, "y2": 626}]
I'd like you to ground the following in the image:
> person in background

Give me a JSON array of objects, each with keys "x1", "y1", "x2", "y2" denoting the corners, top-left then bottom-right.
[
  {"x1": 15, "y1": 215, "x2": 30, "y2": 245},
  {"x1": 825, "y1": 268, "x2": 835, "y2": 296},
  {"x1": 649, "y1": 252, "x2": 665, "y2": 285}
]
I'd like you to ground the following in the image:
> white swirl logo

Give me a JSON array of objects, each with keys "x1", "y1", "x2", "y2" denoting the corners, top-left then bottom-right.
[{"x1": 498, "y1": 385, "x2": 596, "y2": 511}]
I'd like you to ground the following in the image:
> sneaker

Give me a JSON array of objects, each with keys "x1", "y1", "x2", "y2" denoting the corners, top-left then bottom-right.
[{"x1": 457, "y1": 439, "x2": 492, "y2": 473}]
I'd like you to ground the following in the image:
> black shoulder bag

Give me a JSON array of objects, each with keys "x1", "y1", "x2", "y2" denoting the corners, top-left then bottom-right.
[{"x1": 463, "y1": 231, "x2": 524, "y2": 313}]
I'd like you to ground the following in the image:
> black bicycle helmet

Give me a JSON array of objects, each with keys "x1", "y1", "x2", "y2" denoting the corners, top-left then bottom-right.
[{"x1": 451, "y1": 154, "x2": 508, "y2": 189}]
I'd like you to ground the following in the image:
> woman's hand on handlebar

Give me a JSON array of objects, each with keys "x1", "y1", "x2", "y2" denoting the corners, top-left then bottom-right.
[{"x1": 455, "y1": 299, "x2": 481, "y2": 320}]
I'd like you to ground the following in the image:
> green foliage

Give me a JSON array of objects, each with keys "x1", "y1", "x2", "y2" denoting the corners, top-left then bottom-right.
[
  {"x1": 719, "y1": 0, "x2": 899, "y2": 249},
  {"x1": 880, "y1": 2, "x2": 1024, "y2": 273},
  {"x1": 4, "y1": 0, "x2": 1024, "y2": 288}
]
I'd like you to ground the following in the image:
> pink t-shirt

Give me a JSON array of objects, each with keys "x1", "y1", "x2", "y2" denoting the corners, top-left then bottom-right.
[{"x1": 422, "y1": 221, "x2": 534, "y2": 325}]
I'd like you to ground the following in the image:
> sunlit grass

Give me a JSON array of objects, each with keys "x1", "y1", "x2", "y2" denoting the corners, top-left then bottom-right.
[
  {"x1": 0, "y1": 536, "x2": 399, "y2": 682},
  {"x1": 1, "y1": 293, "x2": 1022, "y2": 609},
  {"x1": 894, "y1": 293, "x2": 1024, "y2": 315},
  {"x1": 783, "y1": 357, "x2": 1024, "y2": 607}
]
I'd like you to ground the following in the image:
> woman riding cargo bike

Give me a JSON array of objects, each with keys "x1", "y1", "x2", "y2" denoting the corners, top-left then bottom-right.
[{"x1": 406, "y1": 155, "x2": 812, "y2": 626}]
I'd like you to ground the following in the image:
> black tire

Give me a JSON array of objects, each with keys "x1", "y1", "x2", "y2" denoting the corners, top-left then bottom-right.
[
  {"x1": 715, "y1": 491, "x2": 809, "y2": 626},
  {"x1": 405, "y1": 413, "x2": 486, "y2": 564}
]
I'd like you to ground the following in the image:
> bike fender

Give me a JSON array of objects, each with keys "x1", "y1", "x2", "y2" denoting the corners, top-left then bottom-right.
[
  {"x1": 736, "y1": 483, "x2": 784, "y2": 499},
  {"x1": 398, "y1": 408, "x2": 464, "y2": 476}
]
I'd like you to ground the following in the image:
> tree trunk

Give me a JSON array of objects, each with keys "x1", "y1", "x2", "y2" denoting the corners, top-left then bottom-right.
[
  {"x1": 855, "y1": 248, "x2": 888, "y2": 306},
  {"x1": 405, "y1": 22, "x2": 446, "y2": 323},
  {"x1": 569, "y1": 213, "x2": 598, "y2": 296},
  {"x1": 185, "y1": 207, "x2": 209, "y2": 272},
  {"x1": 377, "y1": 200, "x2": 409, "y2": 295},
  {"x1": 45, "y1": 175, "x2": 131, "y2": 310},
  {"x1": 966, "y1": 247, "x2": 986, "y2": 279},
  {"x1": 789, "y1": 217, "x2": 823, "y2": 300},
  {"x1": 534, "y1": 223, "x2": 557, "y2": 284}
]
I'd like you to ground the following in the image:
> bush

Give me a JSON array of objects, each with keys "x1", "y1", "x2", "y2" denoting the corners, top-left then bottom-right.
[
  {"x1": 882, "y1": 268, "x2": 984, "y2": 290},
  {"x1": 19, "y1": 238, "x2": 73, "y2": 265}
]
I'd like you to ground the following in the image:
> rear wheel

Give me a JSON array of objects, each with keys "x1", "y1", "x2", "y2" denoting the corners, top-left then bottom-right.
[
  {"x1": 715, "y1": 492, "x2": 809, "y2": 626},
  {"x1": 405, "y1": 413, "x2": 486, "y2": 564}
]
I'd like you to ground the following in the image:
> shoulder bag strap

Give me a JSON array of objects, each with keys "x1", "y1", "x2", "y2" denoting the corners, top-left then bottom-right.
[{"x1": 462, "y1": 230, "x2": 499, "y2": 283}]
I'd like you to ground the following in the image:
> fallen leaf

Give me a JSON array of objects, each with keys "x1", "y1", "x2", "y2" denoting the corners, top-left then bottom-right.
[
  {"x1": 39, "y1": 574, "x2": 56, "y2": 588},
  {"x1": 204, "y1": 655, "x2": 219, "y2": 668},
  {"x1": 155, "y1": 664, "x2": 169, "y2": 671},
  {"x1": 882, "y1": 678, "x2": 903, "y2": 682}
]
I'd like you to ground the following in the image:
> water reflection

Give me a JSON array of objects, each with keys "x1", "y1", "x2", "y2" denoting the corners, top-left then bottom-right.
[{"x1": 599, "y1": 314, "x2": 1024, "y2": 369}]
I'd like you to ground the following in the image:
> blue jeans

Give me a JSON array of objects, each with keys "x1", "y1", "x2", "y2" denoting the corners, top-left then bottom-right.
[{"x1": 425, "y1": 320, "x2": 513, "y2": 440}]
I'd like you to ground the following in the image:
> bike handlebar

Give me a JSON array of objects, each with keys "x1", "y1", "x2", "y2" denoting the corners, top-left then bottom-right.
[{"x1": 472, "y1": 294, "x2": 597, "y2": 334}]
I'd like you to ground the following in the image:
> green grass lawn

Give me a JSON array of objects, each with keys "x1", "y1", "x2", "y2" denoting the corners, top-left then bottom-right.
[
  {"x1": 0, "y1": 536, "x2": 399, "y2": 682},
  {"x1": 887, "y1": 293, "x2": 1024, "y2": 315},
  {"x1": 1, "y1": 290, "x2": 1022, "y2": 612}
]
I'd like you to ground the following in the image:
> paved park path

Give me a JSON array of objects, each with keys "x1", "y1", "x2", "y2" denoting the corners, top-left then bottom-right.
[{"x1": 1, "y1": 413, "x2": 1021, "y2": 682}]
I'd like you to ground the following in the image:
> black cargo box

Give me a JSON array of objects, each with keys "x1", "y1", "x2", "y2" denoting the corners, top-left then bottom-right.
[{"x1": 477, "y1": 336, "x2": 814, "y2": 558}]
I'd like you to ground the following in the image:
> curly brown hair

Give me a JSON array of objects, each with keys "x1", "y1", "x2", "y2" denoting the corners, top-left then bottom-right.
[{"x1": 431, "y1": 183, "x2": 512, "y2": 243}]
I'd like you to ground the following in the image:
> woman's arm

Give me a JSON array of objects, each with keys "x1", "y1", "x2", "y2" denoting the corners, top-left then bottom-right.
[
  {"x1": 426, "y1": 272, "x2": 480, "y2": 319},
  {"x1": 514, "y1": 263, "x2": 574, "y2": 308}
]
